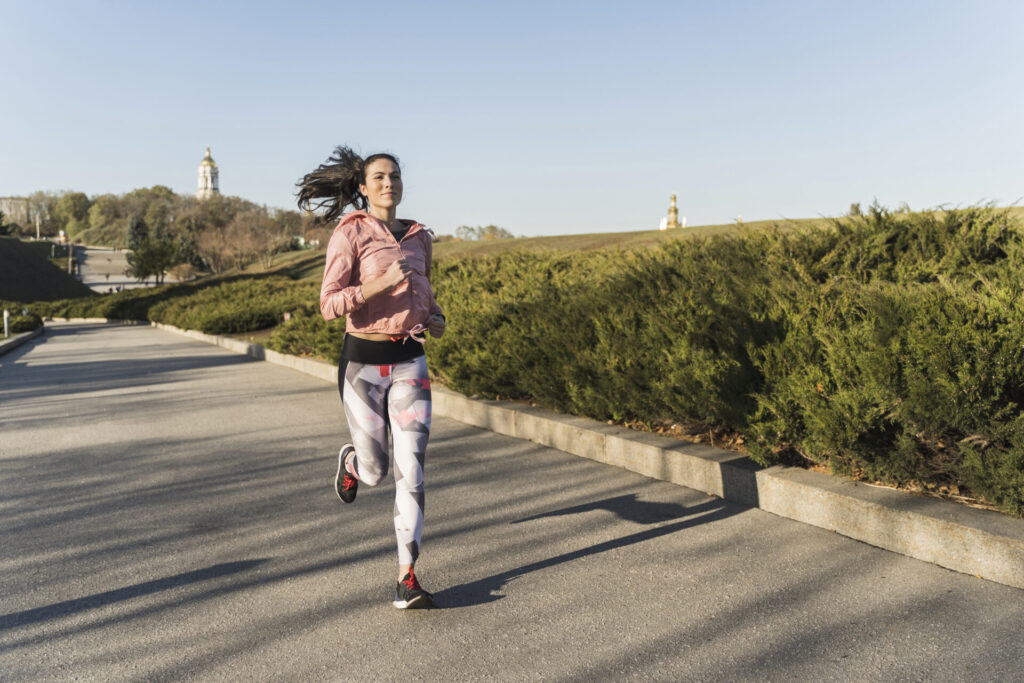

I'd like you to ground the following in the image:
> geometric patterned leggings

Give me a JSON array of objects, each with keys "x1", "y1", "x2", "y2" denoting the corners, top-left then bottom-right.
[{"x1": 341, "y1": 355, "x2": 431, "y2": 566}]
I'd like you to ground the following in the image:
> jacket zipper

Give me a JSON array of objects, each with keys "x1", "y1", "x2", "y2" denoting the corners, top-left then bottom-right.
[{"x1": 373, "y1": 216, "x2": 419, "y2": 327}]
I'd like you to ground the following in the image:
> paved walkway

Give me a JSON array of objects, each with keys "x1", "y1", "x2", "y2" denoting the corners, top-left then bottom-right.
[
  {"x1": 74, "y1": 246, "x2": 177, "y2": 294},
  {"x1": 2, "y1": 323, "x2": 1022, "y2": 681}
]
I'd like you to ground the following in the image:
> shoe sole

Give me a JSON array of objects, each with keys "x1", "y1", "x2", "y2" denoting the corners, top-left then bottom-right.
[
  {"x1": 393, "y1": 593, "x2": 433, "y2": 609},
  {"x1": 335, "y1": 445, "x2": 356, "y2": 503}
]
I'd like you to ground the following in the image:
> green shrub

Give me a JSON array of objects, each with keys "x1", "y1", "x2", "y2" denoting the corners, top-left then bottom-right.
[
  {"x1": 426, "y1": 206, "x2": 1024, "y2": 515},
  {"x1": 147, "y1": 278, "x2": 318, "y2": 334},
  {"x1": 263, "y1": 312, "x2": 346, "y2": 360},
  {"x1": 3, "y1": 310, "x2": 43, "y2": 333},
  {"x1": 22, "y1": 275, "x2": 319, "y2": 336}
]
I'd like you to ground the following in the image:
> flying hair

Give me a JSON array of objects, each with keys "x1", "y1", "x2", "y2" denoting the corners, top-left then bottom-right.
[{"x1": 296, "y1": 146, "x2": 400, "y2": 222}]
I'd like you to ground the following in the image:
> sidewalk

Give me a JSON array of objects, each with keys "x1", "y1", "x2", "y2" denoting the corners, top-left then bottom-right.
[{"x1": 126, "y1": 319, "x2": 1024, "y2": 590}]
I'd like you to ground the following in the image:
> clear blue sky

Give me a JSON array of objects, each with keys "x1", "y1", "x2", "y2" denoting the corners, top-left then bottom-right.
[{"x1": 2, "y1": 0, "x2": 1021, "y2": 236}]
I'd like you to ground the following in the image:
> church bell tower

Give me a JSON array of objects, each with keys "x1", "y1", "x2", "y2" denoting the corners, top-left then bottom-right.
[{"x1": 197, "y1": 147, "x2": 220, "y2": 200}]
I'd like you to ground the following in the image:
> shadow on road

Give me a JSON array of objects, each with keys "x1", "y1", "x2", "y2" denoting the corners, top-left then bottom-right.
[
  {"x1": 3, "y1": 342, "x2": 254, "y2": 402},
  {"x1": 436, "y1": 496, "x2": 740, "y2": 609},
  {"x1": 511, "y1": 492, "x2": 694, "y2": 525},
  {"x1": 0, "y1": 560, "x2": 269, "y2": 631}
]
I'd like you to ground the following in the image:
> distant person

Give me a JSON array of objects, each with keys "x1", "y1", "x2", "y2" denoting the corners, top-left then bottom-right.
[{"x1": 297, "y1": 146, "x2": 446, "y2": 610}]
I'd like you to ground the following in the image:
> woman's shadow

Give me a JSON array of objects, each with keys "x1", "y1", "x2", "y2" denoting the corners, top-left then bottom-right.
[{"x1": 434, "y1": 494, "x2": 738, "y2": 609}]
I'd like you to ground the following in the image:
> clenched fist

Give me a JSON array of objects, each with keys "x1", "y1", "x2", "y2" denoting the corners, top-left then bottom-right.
[{"x1": 427, "y1": 314, "x2": 446, "y2": 339}]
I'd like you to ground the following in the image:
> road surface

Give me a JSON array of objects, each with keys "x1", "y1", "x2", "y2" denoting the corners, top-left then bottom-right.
[{"x1": 2, "y1": 323, "x2": 1022, "y2": 681}]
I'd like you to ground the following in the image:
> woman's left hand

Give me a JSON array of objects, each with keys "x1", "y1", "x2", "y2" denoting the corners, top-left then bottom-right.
[{"x1": 427, "y1": 314, "x2": 446, "y2": 339}]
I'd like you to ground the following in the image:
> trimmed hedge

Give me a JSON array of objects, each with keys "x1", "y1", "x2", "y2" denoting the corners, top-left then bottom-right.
[
  {"x1": 22, "y1": 276, "x2": 318, "y2": 336},
  {"x1": 427, "y1": 206, "x2": 1024, "y2": 515},
  {"x1": 147, "y1": 279, "x2": 318, "y2": 334},
  {"x1": 0, "y1": 308, "x2": 44, "y2": 333},
  {"x1": 263, "y1": 312, "x2": 346, "y2": 360}
]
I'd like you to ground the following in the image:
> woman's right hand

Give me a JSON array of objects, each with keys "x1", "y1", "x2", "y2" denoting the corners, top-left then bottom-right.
[
  {"x1": 383, "y1": 258, "x2": 411, "y2": 289},
  {"x1": 360, "y1": 258, "x2": 411, "y2": 301}
]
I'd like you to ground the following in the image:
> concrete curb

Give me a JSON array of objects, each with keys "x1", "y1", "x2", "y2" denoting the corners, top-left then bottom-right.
[
  {"x1": 45, "y1": 317, "x2": 144, "y2": 325},
  {"x1": 46, "y1": 319, "x2": 1024, "y2": 590},
  {"x1": 433, "y1": 389, "x2": 1024, "y2": 590},
  {"x1": 0, "y1": 326, "x2": 44, "y2": 356}
]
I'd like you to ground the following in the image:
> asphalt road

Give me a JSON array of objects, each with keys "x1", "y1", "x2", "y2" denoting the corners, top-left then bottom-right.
[{"x1": 2, "y1": 323, "x2": 1023, "y2": 682}]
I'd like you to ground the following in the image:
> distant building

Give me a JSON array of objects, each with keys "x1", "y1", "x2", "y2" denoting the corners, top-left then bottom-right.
[
  {"x1": 0, "y1": 197, "x2": 30, "y2": 226},
  {"x1": 661, "y1": 194, "x2": 682, "y2": 230},
  {"x1": 197, "y1": 147, "x2": 220, "y2": 200}
]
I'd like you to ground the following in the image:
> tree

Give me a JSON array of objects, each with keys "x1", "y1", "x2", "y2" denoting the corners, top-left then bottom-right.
[
  {"x1": 197, "y1": 226, "x2": 232, "y2": 273},
  {"x1": 455, "y1": 224, "x2": 515, "y2": 241},
  {"x1": 27, "y1": 191, "x2": 59, "y2": 236},
  {"x1": 261, "y1": 208, "x2": 299, "y2": 268},
  {"x1": 194, "y1": 207, "x2": 297, "y2": 272},
  {"x1": 0, "y1": 210, "x2": 12, "y2": 236},
  {"x1": 53, "y1": 191, "x2": 92, "y2": 238},
  {"x1": 88, "y1": 194, "x2": 122, "y2": 234},
  {"x1": 125, "y1": 216, "x2": 180, "y2": 284}
]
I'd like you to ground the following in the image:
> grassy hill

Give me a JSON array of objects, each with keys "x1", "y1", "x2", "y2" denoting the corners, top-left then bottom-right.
[
  {"x1": 247, "y1": 215, "x2": 826, "y2": 284},
  {"x1": 277, "y1": 209, "x2": 1022, "y2": 279},
  {"x1": 433, "y1": 216, "x2": 825, "y2": 261},
  {"x1": 0, "y1": 237, "x2": 95, "y2": 302}
]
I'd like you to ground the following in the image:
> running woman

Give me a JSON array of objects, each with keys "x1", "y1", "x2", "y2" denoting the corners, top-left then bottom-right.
[{"x1": 297, "y1": 146, "x2": 446, "y2": 609}]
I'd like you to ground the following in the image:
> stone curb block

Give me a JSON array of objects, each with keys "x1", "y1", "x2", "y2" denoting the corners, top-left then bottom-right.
[
  {"x1": 0, "y1": 326, "x2": 44, "y2": 356},
  {"x1": 46, "y1": 317, "x2": 144, "y2": 324},
  {"x1": 431, "y1": 385, "x2": 1024, "y2": 590},
  {"x1": 136, "y1": 320, "x2": 1024, "y2": 591}
]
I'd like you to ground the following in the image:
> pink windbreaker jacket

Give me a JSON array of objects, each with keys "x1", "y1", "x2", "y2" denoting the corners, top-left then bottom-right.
[{"x1": 319, "y1": 211, "x2": 443, "y2": 336}]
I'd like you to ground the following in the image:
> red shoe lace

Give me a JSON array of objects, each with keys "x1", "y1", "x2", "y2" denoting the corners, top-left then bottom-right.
[
  {"x1": 343, "y1": 474, "x2": 357, "y2": 491},
  {"x1": 402, "y1": 569, "x2": 422, "y2": 591}
]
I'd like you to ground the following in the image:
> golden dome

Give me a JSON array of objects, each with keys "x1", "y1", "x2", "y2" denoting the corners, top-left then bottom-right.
[{"x1": 200, "y1": 146, "x2": 217, "y2": 167}]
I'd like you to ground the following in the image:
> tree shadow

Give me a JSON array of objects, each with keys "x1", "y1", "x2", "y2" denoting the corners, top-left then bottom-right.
[
  {"x1": 435, "y1": 497, "x2": 738, "y2": 608},
  {"x1": 0, "y1": 559, "x2": 269, "y2": 631},
  {"x1": 511, "y1": 492, "x2": 692, "y2": 525}
]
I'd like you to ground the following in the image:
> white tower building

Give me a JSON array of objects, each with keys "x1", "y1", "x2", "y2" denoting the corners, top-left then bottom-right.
[{"x1": 197, "y1": 147, "x2": 220, "y2": 200}]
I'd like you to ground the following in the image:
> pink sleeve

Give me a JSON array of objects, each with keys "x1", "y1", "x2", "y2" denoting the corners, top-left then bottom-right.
[{"x1": 320, "y1": 227, "x2": 366, "y2": 321}]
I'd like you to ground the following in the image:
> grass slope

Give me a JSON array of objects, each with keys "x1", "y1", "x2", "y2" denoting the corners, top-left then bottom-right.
[
  {"x1": 434, "y1": 216, "x2": 825, "y2": 261},
  {"x1": 257, "y1": 216, "x2": 826, "y2": 284},
  {"x1": 0, "y1": 237, "x2": 95, "y2": 302}
]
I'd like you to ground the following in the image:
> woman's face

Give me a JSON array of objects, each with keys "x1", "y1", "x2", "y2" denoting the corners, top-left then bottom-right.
[{"x1": 360, "y1": 158, "x2": 403, "y2": 211}]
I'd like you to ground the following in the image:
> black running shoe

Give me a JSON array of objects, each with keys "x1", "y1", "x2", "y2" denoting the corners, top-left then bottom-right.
[
  {"x1": 393, "y1": 568, "x2": 433, "y2": 609},
  {"x1": 335, "y1": 444, "x2": 358, "y2": 503}
]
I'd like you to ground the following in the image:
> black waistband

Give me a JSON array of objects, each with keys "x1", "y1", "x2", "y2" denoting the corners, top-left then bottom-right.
[{"x1": 340, "y1": 334, "x2": 425, "y2": 365}]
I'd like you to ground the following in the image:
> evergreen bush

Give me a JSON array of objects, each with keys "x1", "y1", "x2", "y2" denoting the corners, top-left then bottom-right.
[
  {"x1": 147, "y1": 278, "x2": 318, "y2": 334},
  {"x1": 426, "y1": 205, "x2": 1024, "y2": 515},
  {"x1": 263, "y1": 312, "x2": 346, "y2": 360},
  {"x1": 12, "y1": 204, "x2": 1024, "y2": 514},
  {"x1": 3, "y1": 310, "x2": 44, "y2": 333}
]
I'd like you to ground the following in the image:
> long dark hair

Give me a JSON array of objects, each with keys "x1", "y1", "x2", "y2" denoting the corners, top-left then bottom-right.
[{"x1": 296, "y1": 146, "x2": 400, "y2": 222}]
